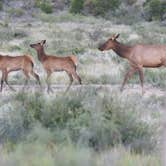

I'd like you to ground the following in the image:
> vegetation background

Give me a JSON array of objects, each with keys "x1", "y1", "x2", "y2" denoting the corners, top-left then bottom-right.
[{"x1": 0, "y1": 0, "x2": 165, "y2": 165}]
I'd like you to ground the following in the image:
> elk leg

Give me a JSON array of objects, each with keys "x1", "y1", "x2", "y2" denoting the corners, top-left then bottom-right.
[
  {"x1": 72, "y1": 71, "x2": 82, "y2": 84},
  {"x1": 138, "y1": 68, "x2": 145, "y2": 95},
  {"x1": 0, "y1": 71, "x2": 5, "y2": 92},
  {"x1": 31, "y1": 71, "x2": 41, "y2": 86},
  {"x1": 46, "y1": 71, "x2": 53, "y2": 93},
  {"x1": 4, "y1": 71, "x2": 16, "y2": 92},
  {"x1": 64, "y1": 72, "x2": 73, "y2": 93},
  {"x1": 120, "y1": 68, "x2": 136, "y2": 91},
  {"x1": 22, "y1": 70, "x2": 30, "y2": 91}
]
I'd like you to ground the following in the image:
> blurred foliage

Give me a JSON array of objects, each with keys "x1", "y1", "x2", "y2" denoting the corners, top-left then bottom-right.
[
  {"x1": 84, "y1": 0, "x2": 121, "y2": 16},
  {"x1": 35, "y1": 0, "x2": 53, "y2": 14},
  {"x1": 143, "y1": 0, "x2": 166, "y2": 21},
  {"x1": 70, "y1": 0, "x2": 121, "y2": 16},
  {"x1": 0, "y1": 90, "x2": 158, "y2": 153},
  {"x1": 70, "y1": 0, "x2": 84, "y2": 14}
]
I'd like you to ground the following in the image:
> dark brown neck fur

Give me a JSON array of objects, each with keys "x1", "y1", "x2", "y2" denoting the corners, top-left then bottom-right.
[
  {"x1": 112, "y1": 41, "x2": 131, "y2": 59},
  {"x1": 37, "y1": 47, "x2": 47, "y2": 62}
]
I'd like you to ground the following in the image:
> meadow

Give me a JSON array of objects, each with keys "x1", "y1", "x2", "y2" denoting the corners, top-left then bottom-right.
[{"x1": 0, "y1": 2, "x2": 165, "y2": 165}]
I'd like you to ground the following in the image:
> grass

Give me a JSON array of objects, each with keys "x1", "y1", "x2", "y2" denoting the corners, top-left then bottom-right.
[
  {"x1": 0, "y1": 89, "x2": 162, "y2": 150},
  {"x1": 0, "y1": 12, "x2": 165, "y2": 88},
  {"x1": 35, "y1": 0, "x2": 53, "y2": 14},
  {"x1": 0, "y1": 12, "x2": 165, "y2": 87},
  {"x1": 8, "y1": 8, "x2": 25, "y2": 17},
  {"x1": 1, "y1": 143, "x2": 161, "y2": 166},
  {"x1": 0, "y1": 88, "x2": 163, "y2": 165},
  {"x1": 97, "y1": 146, "x2": 161, "y2": 166}
]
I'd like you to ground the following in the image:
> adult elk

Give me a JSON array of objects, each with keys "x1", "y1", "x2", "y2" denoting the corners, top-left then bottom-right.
[
  {"x1": 99, "y1": 34, "x2": 166, "y2": 94},
  {"x1": 30, "y1": 40, "x2": 82, "y2": 93},
  {"x1": 0, "y1": 54, "x2": 41, "y2": 92}
]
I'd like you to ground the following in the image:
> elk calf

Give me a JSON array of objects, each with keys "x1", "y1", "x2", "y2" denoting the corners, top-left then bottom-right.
[
  {"x1": 0, "y1": 54, "x2": 40, "y2": 92},
  {"x1": 99, "y1": 34, "x2": 166, "y2": 94},
  {"x1": 30, "y1": 40, "x2": 82, "y2": 93}
]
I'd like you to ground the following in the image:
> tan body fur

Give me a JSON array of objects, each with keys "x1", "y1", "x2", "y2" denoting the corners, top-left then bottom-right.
[
  {"x1": 99, "y1": 34, "x2": 166, "y2": 94},
  {"x1": 30, "y1": 40, "x2": 81, "y2": 93},
  {"x1": 0, "y1": 54, "x2": 40, "y2": 92}
]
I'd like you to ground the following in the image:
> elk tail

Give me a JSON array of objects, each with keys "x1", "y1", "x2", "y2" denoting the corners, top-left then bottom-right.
[{"x1": 69, "y1": 55, "x2": 78, "y2": 66}]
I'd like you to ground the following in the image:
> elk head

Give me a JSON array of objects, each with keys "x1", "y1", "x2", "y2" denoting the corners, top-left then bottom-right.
[
  {"x1": 98, "y1": 34, "x2": 120, "y2": 51},
  {"x1": 30, "y1": 40, "x2": 46, "y2": 51}
]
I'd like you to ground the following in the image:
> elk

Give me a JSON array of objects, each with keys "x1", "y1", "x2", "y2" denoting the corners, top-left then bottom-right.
[
  {"x1": 0, "y1": 54, "x2": 41, "y2": 92},
  {"x1": 30, "y1": 40, "x2": 82, "y2": 93},
  {"x1": 99, "y1": 34, "x2": 166, "y2": 94}
]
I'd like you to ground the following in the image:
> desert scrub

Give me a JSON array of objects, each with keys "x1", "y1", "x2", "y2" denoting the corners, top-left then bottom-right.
[
  {"x1": 70, "y1": 0, "x2": 121, "y2": 16},
  {"x1": 2, "y1": 142, "x2": 161, "y2": 166},
  {"x1": 70, "y1": 0, "x2": 84, "y2": 14},
  {"x1": 0, "y1": 89, "x2": 159, "y2": 153},
  {"x1": 69, "y1": 0, "x2": 121, "y2": 16},
  {"x1": 143, "y1": 0, "x2": 166, "y2": 21},
  {"x1": 3, "y1": 138, "x2": 95, "y2": 166},
  {"x1": 35, "y1": 0, "x2": 53, "y2": 14},
  {"x1": 8, "y1": 8, "x2": 25, "y2": 17},
  {"x1": 0, "y1": 1, "x2": 3, "y2": 11},
  {"x1": 0, "y1": 27, "x2": 14, "y2": 42},
  {"x1": 13, "y1": 29, "x2": 27, "y2": 39},
  {"x1": 144, "y1": 68, "x2": 166, "y2": 88},
  {"x1": 0, "y1": 102, "x2": 26, "y2": 143},
  {"x1": 85, "y1": 0, "x2": 121, "y2": 16},
  {"x1": 133, "y1": 22, "x2": 166, "y2": 44},
  {"x1": 38, "y1": 12, "x2": 90, "y2": 23},
  {"x1": 98, "y1": 146, "x2": 161, "y2": 166}
]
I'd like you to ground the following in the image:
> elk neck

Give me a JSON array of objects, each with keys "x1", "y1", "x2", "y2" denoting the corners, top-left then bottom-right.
[
  {"x1": 36, "y1": 47, "x2": 47, "y2": 62},
  {"x1": 112, "y1": 41, "x2": 132, "y2": 59}
]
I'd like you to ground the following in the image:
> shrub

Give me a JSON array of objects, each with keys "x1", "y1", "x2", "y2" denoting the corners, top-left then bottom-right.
[
  {"x1": 84, "y1": 0, "x2": 121, "y2": 16},
  {"x1": 8, "y1": 8, "x2": 25, "y2": 17},
  {"x1": 13, "y1": 30, "x2": 27, "y2": 38},
  {"x1": 124, "y1": 0, "x2": 138, "y2": 5},
  {"x1": 143, "y1": 0, "x2": 166, "y2": 21},
  {"x1": 0, "y1": 1, "x2": 3, "y2": 10},
  {"x1": 70, "y1": 0, "x2": 84, "y2": 14},
  {"x1": 70, "y1": 0, "x2": 121, "y2": 16},
  {"x1": 0, "y1": 27, "x2": 14, "y2": 41},
  {"x1": 35, "y1": 0, "x2": 53, "y2": 14},
  {"x1": 0, "y1": 90, "x2": 156, "y2": 153}
]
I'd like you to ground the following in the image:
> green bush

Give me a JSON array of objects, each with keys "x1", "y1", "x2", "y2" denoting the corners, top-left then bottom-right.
[
  {"x1": 70, "y1": 0, "x2": 121, "y2": 16},
  {"x1": 70, "y1": 0, "x2": 84, "y2": 14},
  {"x1": 0, "y1": 90, "x2": 157, "y2": 153},
  {"x1": 124, "y1": 0, "x2": 138, "y2": 5},
  {"x1": 143, "y1": 0, "x2": 166, "y2": 21},
  {"x1": 35, "y1": 0, "x2": 53, "y2": 14},
  {"x1": 8, "y1": 8, "x2": 25, "y2": 17},
  {"x1": 83, "y1": 0, "x2": 121, "y2": 16},
  {"x1": 0, "y1": 1, "x2": 3, "y2": 10},
  {"x1": 2, "y1": 142, "x2": 161, "y2": 166}
]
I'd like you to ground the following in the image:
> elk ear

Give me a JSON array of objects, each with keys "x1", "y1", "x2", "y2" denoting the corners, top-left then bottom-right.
[
  {"x1": 41, "y1": 40, "x2": 46, "y2": 45},
  {"x1": 115, "y1": 34, "x2": 120, "y2": 39},
  {"x1": 112, "y1": 34, "x2": 120, "y2": 40}
]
